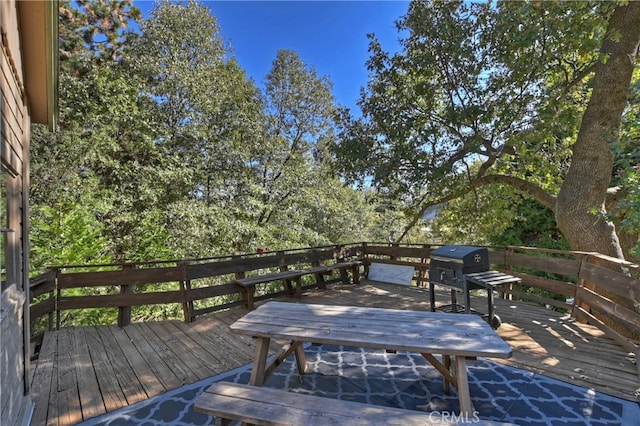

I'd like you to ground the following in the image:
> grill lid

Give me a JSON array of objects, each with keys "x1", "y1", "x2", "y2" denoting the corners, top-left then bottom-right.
[{"x1": 430, "y1": 245, "x2": 487, "y2": 265}]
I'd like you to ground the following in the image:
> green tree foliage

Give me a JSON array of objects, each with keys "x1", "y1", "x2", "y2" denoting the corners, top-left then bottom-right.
[
  {"x1": 620, "y1": 171, "x2": 640, "y2": 258},
  {"x1": 31, "y1": 0, "x2": 150, "y2": 268},
  {"x1": 609, "y1": 68, "x2": 640, "y2": 257},
  {"x1": 30, "y1": 199, "x2": 113, "y2": 269},
  {"x1": 426, "y1": 186, "x2": 521, "y2": 246},
  {"x1": 27, "y1": 0, "x2": 399, "y2": 327},
  {"x1": 31, "y1": 0, "x2": 384, "y2": 271},
  {"x1": 243, "y1": 49, "x2": 340, "y2": 248},
  {"x1": 488, "y1": 198, "x2": 569, "y2": 250},
  {"x1": 333, "y1": 0, "x2": 640, "y2": 259},
  {"x1": 130, "y1": 0, "x2": 256, "y2": 257},
  {"x1": 59, "y1": 0, "x2": 141, "y2": 75}
]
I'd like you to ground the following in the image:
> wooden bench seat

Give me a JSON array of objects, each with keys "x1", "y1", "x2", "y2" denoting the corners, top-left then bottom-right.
[
  {"x1": 306, "y1": 261, "x2": 362, "y2": 286},
  {"x1": 234, "y1": 261, "x2": 362, "y2": 310},
  {"x1": 194, "y1": 382, "x2": 514, "y2": 426}
]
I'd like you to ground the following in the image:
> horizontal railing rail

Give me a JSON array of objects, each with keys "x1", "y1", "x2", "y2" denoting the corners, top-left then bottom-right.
[{"x1": 29, "y1": 242, "x2": 639, "y2": 364}]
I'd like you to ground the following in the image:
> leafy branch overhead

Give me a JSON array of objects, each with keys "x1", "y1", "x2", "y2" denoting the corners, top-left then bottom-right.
[{"x1": 333, "y1": 0, "x2": 640, "y2": 260}]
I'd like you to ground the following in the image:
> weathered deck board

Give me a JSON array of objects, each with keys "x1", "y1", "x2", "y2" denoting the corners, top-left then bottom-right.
[
  {"x1": 170, "y1": 320, "x2": 232, "y2": 371},
  {"x1": 107, "y1": 324, "x2": 165, "y2": 399},
  {"x1": 83, "y1": 326, "x2": 128, "y2": 412},
  {"x1": 57, "y1": 328, "x2": 82, "y2": 425},
  {"x1": 117, "y1": 320, "x2": 181, "y2": 391},
  {"x1": 71, "y1": 327, "x2": 105, "y2": 420},
  {"x1": 95, "y1": 326, "x2": 148, "y2": 406},
  {"x1": 137, "y1": 321, "x2": 201, "y2": 384},
  {"x1": 30, "y1": 282, "x2": 639, "y2": 426},
  {"x1": 29, "y1": 332, "x2": 56, "y2": 426},
  {"x1": 188, "y1": 315, "x2": 260, "y2": 366}
]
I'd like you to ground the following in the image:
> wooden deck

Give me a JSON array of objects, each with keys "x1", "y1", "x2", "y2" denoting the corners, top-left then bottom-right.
[{"x1": 30, "y1": 281, "x2": 639, "y2": 425}]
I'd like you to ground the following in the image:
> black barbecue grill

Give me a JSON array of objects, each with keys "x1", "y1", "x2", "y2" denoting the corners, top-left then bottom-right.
[
  {"x1": 428, "y1": 245, "x2": 519, "y2": 328},
  {"x1": 429, "y1": 245, "x2": 489, "y2": 288}
]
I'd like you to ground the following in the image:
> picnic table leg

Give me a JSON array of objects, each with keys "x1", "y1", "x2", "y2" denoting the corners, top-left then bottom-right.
[
  {"x1": 262, "y1": 340, "x2": 305, "y2": 383},
  {"x1": 454, "y1": 356, "x2": 474, "y2": 417},
  {"x1": 249, "y1": 336, "x2": 271, "y2": 386},
  {"x1": 293, "y1": 341, "x2": 307, "y2": 376},
  {"x1": 443, "y1": 355, "x2": 451, "y2": 394},
  {"x1": 421, "y1": 353, "x2": 456, "y2": 394}
]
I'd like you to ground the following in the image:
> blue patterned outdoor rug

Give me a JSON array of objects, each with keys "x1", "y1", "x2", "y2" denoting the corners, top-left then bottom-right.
[{"x1": 78, "y1": 344, "x2": 639, "y2": 426}]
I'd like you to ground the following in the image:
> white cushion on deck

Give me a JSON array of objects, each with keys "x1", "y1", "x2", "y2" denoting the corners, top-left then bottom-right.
[{"x1": 367, "y1": 262, "x2": 415, "y2": 285}]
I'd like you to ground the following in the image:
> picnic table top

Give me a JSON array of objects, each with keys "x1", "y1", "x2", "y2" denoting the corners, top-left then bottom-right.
[{"x1": 230, "y1": 301, "x2": 512, "y2": 358}]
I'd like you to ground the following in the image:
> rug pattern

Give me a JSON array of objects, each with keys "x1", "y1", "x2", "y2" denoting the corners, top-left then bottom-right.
[{"x1": 78, "y1": 344, "x2": 640, "y2": 425}]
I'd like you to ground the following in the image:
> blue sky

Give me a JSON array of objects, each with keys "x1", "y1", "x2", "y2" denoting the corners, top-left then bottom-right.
[{"x1": 134, "y1": 1, "x2": 410, "y2": 113}]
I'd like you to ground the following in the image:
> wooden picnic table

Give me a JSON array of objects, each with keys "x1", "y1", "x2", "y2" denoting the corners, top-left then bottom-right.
[{"x1": 229, "y1": 301, "x2": 513, "y2": 417}]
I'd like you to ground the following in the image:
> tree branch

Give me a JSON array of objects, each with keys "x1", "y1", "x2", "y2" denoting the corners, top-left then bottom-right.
[{"x1": 395, "y1": 174, "x2": 556, "y2": 242}]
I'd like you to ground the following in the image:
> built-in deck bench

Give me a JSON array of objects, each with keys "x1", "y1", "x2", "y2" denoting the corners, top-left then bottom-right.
[
  {"x1": 194, "y1": 382, "x2": 514, "y2": 425},
  {"x1": 234, "y1": 260, "x2": 362, "y2": 310}
]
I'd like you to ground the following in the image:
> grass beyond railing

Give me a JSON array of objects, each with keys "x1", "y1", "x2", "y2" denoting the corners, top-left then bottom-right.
[{"x1": 30, "y1": 243, "x2": 640, "y2": 361}]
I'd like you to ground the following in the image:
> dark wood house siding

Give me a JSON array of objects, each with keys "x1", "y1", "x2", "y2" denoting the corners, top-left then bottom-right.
[{"x1": 1, "y1": 3, "x2": 33, "y2": 424}]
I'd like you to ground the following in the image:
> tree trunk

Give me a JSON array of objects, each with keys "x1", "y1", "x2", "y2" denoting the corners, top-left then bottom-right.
[{"x1": 556, "y1": 2, "x2": 640, "y2": 259}]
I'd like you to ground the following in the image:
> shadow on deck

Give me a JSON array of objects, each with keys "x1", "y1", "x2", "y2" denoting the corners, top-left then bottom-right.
[{"x1": 30, "y1": 282, "x2": 639, "y2": 425}]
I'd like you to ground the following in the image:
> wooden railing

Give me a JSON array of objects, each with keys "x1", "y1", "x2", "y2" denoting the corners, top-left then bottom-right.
[
  {"x1": 29, "y1": 244, "x2": 364, "y2": 341},
  {"x1": 29, "y1": 242, "x2": 640, "y2": 359}
]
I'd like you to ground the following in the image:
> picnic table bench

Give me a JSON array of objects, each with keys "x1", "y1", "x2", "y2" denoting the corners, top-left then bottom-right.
[
  {"x1": 194, "y1": 382, "x2": 515, "y2": 426},
  {"x1": 234, "y1": 260, "x2": 362, "y2": 310}
]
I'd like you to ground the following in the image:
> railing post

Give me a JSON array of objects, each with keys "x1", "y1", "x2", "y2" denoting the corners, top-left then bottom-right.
[
  {"x1": 389, "y1": 242, "x2": 398, "y2": 261},
  {"x1": 333, "y1": 245, "x2": 349, "y2": 283},
  {"x1": 277, "y1": 251, "x2": 294, "y2": 295},
  {"x1": 49, "y1": 268, "x2": 58, "y2": 331},
  {"x1": 504, "y1": 246, "x2": 514, "y2": 274},
  {"x1": 179, "y1": 261, "x2": 194, "y2": 323},
  {"x1": 418, "y1": 244, "x2": 430, "y2": 288},
  {"x1": 502, "y1": 246, "x2": 515, "y2": 300},
  {"x1": 118, "y1": 264, "x2": 134, "y2": 328},
  {"x1": 234, "y1": 255, "x2": 248, "y2": 308},
  {"x1": 55, "y1": 267, "x2": 61, "y2": 330},
  {"x1": 311, "y1": 259, "x2": 326, "y2": 289},
  {"x1": 362, "y1": 242, "x2": 370, "y2": 277},
  {"x1": 573, "y1": 254, "x2": 597, "y2": 324}
]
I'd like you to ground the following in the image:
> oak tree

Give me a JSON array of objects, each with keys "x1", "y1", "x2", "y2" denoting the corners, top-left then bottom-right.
[{"x1": 334, "y1": 0, "x2": 640, "y2": 259}]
